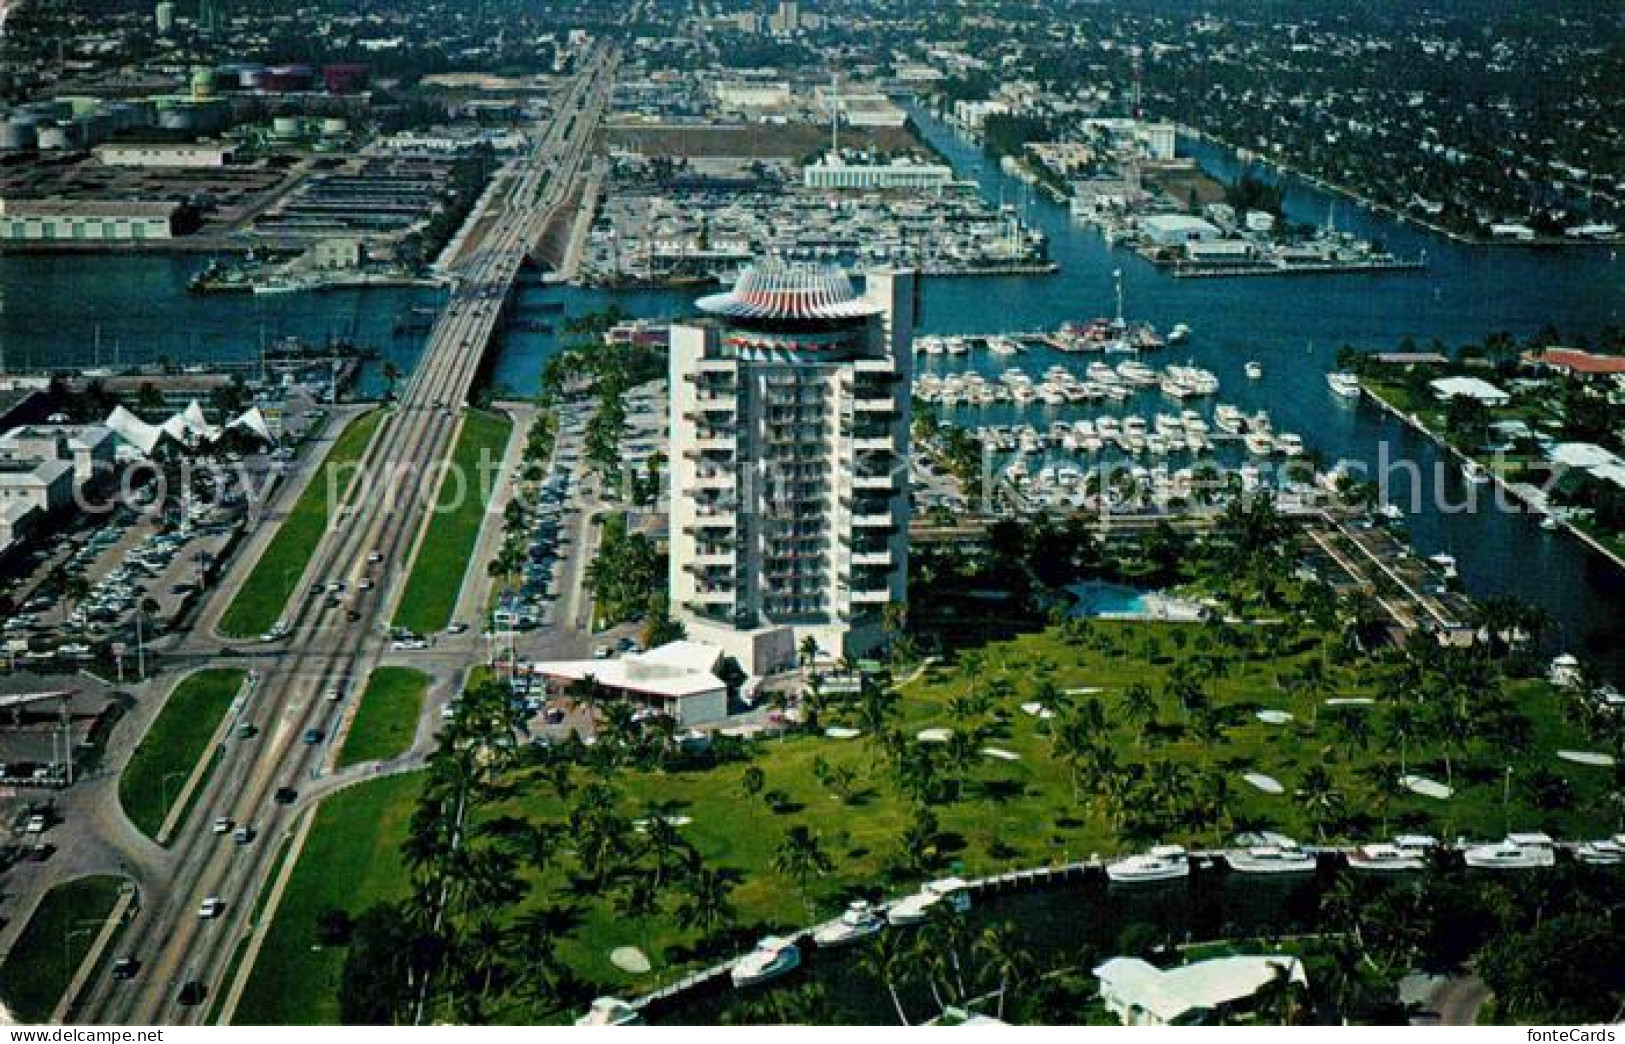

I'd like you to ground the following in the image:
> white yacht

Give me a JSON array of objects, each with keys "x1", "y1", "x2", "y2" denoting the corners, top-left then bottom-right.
[
  {"x1": 1576, "y1": 837, "x2": 1625, "y2": 866},
  {"x1": 888, "y1": 877, "x2": 971, "y2": 925},
  {"x1": 1244, "y1": 361, "x2": 1263, "y2": 379},
  {"x1": 1244, "y1": 432, "x2": 1276, "y2": 456},
  {"x1": 1225, "y1": 838, "x2": 1317, "y2": 875},
  {"x1": 1106, "y1": 845, "x2": 1190, "y2": 884},
  {"x1": 1345, "y1": 843, "x2": 1428, "y2": 873},
  {"x1": 1462, "y1": 460, "x2": 1491, "y2": 485},
  {"x1": 731, "y1": 936, "x2": 802, "y2": 988},
  {"x1": 1463, "y1": 834, "x2": 1556, "y2": 870},
  {"x1": 576, "y1": 997, "x2": 642, "y2": 1026},
  {"x1": 1168, "y1": 323, "x2": 1192, "y2": 345},
  {"x1": 1214, "y1": 405, "x2": 1245, "y2": 434},
  {"x1": 1428, "y1": 553, "x2": 1458, "y2": 579},
  {"x1": 813, "y1": 900, "x2": 886, "y2": 947},
  {"x1": 1326, "y1": 372, "x2": 1362, "y2": 398},
  {"x1": 1275, "y1": 433, "x2": 1305, "y2": 456}
]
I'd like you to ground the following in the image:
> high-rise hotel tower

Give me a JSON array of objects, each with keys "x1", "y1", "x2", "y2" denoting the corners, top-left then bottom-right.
[{"x1": 668, "y1": 262, "x2": 914, "y2": 674}]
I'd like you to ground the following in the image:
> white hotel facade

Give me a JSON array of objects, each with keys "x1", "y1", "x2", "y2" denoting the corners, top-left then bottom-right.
[{"x1": 668, "y1": 262, "x2": 914, "y2": 675}]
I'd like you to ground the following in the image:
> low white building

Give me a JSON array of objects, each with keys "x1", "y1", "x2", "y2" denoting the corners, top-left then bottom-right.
[
  {"x1": 802, "y1": 154, "x2": 954, "y2": 191},
  {"x1": 1429, "y1": 376, "x2": 1511, "y2": 406},
  {"x1": 1095, "y1": 955, "x2": 1308, "y2": 1026},
  {"x1": 527, "y1": 640, "x2": 733, "y2": 726},
  {"x1": 1141, "y1": 214, "x2": 1222, "y2": 248},
  {"x1": 94, "y1": 143, "x2": 235, "y2": 168},
  {"x1": 0, "y1": 456, "x2": 75, "y2": 515},
  {"x1": 0, "y1": 201, "x2": 181, "y2": 242},
  {"x1": 0, "y1": 424, "x2": 114, "y2": 488}
]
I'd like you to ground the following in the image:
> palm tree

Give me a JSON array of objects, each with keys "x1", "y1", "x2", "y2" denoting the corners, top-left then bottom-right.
[
  {"x1": 857, "y1": 931, "x2": 915, "y2": 1025},
  {"x1": 974, "y1": 922, "x2": 1035, "y2": 1021},
  {"x1": 773, "y1": 825, "x2": 833, "y2": 916},
  {"x1": 674, "y1": 865, "x2": 737, "y2": 943},
  {"x1": 1121, "y1": 682, "x2": 1159, "y2": 744},
  {"x1": 798, "y1": 634, "x2": 820, "y2": 674},
  {"x1": 1299, "y1": 764, "x2": 1345, "y2": 840}
]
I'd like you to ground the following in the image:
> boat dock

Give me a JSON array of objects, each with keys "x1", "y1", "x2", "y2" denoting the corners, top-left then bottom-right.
[
  {"x1": 624, "y1": 837, "x2": 1614, "y2": 1019},
  {"x1": 1164, "y1": 258, "x2": 1427, "y2": 279}
]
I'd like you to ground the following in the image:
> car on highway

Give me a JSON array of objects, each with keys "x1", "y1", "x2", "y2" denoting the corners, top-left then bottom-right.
[
  {"x1": 197, "y1": 897, "x2": 226, "y2": 919},
  {"x1": 259, "y1": 621, "x2": 292, "y2": 643},
  {"x1": 446, "y1": 621, "x2": 469, "y2": 635},
  {"x1": 24, "y1": 813, "x2": 48, "y2": 834},
  {"x1": 368, "y1": 550, "x2": 383, "y2": 564},
  {"x1": 274, "y1": 786, "x2": 298, "y2": 805},
  {"x1": 302, "y1": 728, "x2": 325, "y2": 745},
  {"x1": 212, "y1": 816, "x2": 233, "y2": 835},
  {"x1": 325, "y1": 683, "x2": 344, "y2": 702},
  {"x1": 233, "y1": 825, "x2": 254, "y2": 845},
  {"x1": 391, "y1": 637, "x2": 430, "y2": 651},
  {"x1": 111, "y1": 957, "x2": 139, "y2": 981},
  {"x1": 178, "y1": 981, "x2": 204, "y2": 1006}
]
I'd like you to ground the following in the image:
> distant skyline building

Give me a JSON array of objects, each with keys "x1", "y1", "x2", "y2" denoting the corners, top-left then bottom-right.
[{"x1": 668, "y1": 261, "x2": 914, "y2": 674}]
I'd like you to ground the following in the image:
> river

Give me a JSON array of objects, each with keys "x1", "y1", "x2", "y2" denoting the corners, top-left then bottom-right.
[{"x1": 1, "y1": 113, "x2": 1621, "y2": 672}]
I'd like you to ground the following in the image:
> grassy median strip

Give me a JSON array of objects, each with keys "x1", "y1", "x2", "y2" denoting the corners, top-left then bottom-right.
[
  {"x1": 233, "y1": 772, "x2": 424, "y2": 1026},
  {"x1": 0, "y1": 875, "x2": 124, "y2": 1022},
  {"x1": 219, "y1": 409, "x2": 385, "y2": 639},
  {"x1": 336, "y1": 667, "x2": 429, "y2": 768},
  {"x1": 393, "y1": 409, "x2": 512, "y2": 635},
  {"x1": 119, "y1": 668, "x2": 247, "y2": 841}
]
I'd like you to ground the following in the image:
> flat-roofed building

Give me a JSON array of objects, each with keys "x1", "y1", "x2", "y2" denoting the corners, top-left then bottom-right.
[
  {"x1": 0, "y1": 424, "x2": 114, "y2": 488},
  {"x1": 803, "y1": 154, "x2": 953, "y2": 191},
  {"x1": 0, "y1": 456, "x2": 74, "y2": 514},
  {"x1": 93, "y1": 142, "x2": 235, "y2": 167},
  {"x1": 0, "y1": 201, "x2": 183, "y2": 242}
]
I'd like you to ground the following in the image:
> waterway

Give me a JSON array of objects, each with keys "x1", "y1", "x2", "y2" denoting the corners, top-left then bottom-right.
[
  {"x1": 653, "y1": 866, "x2": 1340, "y2": 1024},
  {"x1": 1, "y1": 112, "x2": 1622, "y2": 671}
]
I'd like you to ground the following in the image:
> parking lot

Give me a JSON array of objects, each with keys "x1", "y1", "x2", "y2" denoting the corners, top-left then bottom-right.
[{"x1": 3, "y1": 459, "x2": 264, "y2": 677}]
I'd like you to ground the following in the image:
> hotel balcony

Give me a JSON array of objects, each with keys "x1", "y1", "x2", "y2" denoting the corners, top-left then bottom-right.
[
  {"x1": 851, "y1": 549, "x2": 893, "y2": 568},
  {"x1": 849, "y1": 587, "x2": 893, "y2": 606},
  {"x1": 851, "y1": 436, "x2": 895, "y2": 453},
  {"x1": 852, "y1": 472, "x2": 895, "y2": 491},
  {"x1": 693, "y1": 470, "x2": 736, "y2": 492},
  {"x1": 851, "y1": 512, "x2": 896, "y2": 529}
]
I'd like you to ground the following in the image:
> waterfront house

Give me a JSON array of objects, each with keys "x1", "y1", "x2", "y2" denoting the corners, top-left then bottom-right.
[
  {"x1": 1094, "y1": 955, "x2": 1309, "y2": 1026},
  {"x1": 1428, "y1": 376, "x2": 1511, "y2": 406}
]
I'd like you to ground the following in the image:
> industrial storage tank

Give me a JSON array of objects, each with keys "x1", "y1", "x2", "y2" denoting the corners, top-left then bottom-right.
[{"x1": 0, "y1": 117, "x2": 39, "y2": 152}]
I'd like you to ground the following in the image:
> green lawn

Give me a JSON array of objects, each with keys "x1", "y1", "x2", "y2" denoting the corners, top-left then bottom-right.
[
  {"x1": 475, "y1": 619, "x2": 1615, "y2": 1002},
  {"x1": 0, "y1": 875, "x2": 125, "y2": 1022},
  {"x1": 336, "y1": 667, "x2": 429, "y2": 768},
  {"x1": 394, "y1": 409, "x2": 512, "y2": 634},
  {"x1": 234, "y1": 772, "x2": 425, "y2": 1026},
  {"x1": 119, "y1": 668, "x2": 247, "y2": 841},
  {"x1": 248, "y1": 616, "x2": 1617, "y2": 1019},
  {"x1": 219, "y1": 410, "x2": 386, "y2": 638}
]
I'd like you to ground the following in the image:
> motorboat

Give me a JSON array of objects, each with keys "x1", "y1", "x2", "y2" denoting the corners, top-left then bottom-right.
[
  {"x1": 1345, "y1": 843, "x2": 1427, "y2": 873},
  {"x1": 1463, "y1": 835, "x2": 1556, "y2": 870},
  {"x1": 1106, "y1": 845, "x2": 1190, "y2": 884},
  {"x1": 1244, "y1": 432, "x2": 1276, "y2": 456},
  {"x1": 1428, "y1": 553, "x2": 1458, "y2": 579},
  {"x1": 1575, "y1": 837, "x2": 1625, "y2": 866},
  {"x1": 887, "y1": 877, "x2": 972, "y2": 926},
  {"x1": 1245, "y1": 361, "x2": 1263, "y2": 379},
  {"x1": 576, "y1": 997, "x2": 642, "y2": 1026},
  {"x1": 1225, "y1": 838, "x2": 1317, "y2": 874},
  {"x1": 1275, "y1": 433, "x2": 1305, "y2": 456},
  {"x1": 813, "y1": 900, "x2": 886, "y2": 947},
  {"x1": 1462, "y1": 460, "x2": 1491, "y2": 485},
  {"x1": 1214, "y1": 405, "x2": 1244, "y2": 434},
  {"x1": 731, "y1": 936, "x2": 802, "y2": 987},
  {"x1": 1168, "y1": 323, "x2": 1192, "y2": 345},
  {"x1": 1326, "y1": 372, "x2": 1362, "y2": 398}
]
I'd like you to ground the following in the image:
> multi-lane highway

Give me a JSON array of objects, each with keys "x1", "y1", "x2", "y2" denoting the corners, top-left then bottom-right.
[{"x1": 68, "y1": 46, "x2": 618, "y2": 1026}]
